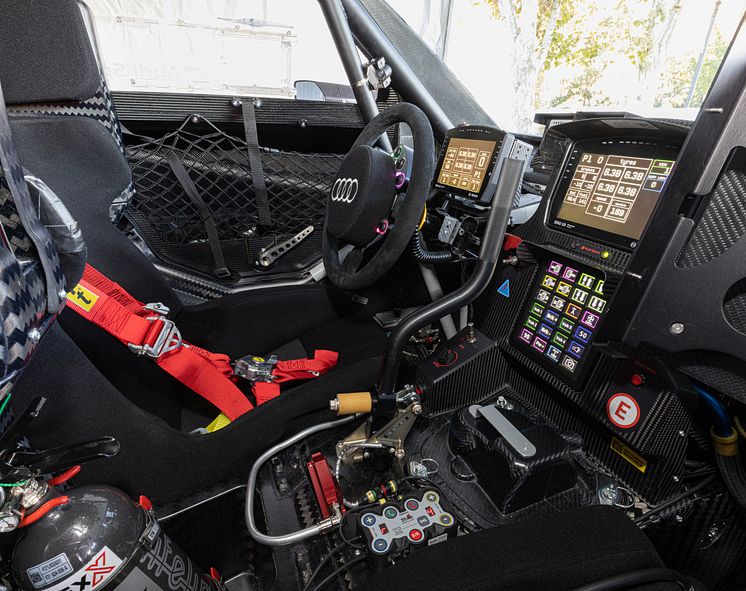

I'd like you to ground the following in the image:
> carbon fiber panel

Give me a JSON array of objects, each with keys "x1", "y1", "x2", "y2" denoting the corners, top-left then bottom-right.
[
  {"x1": 644, "y1": 492, "x2": 746, "y2": 591},
  {"x1": 679, "y1": 167, "x2": 746, "y2": 268}
]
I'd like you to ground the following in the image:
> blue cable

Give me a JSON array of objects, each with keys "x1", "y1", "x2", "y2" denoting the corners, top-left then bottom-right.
[{"x1": 692, "y1": 383, "x2": 731, "y2": 438}]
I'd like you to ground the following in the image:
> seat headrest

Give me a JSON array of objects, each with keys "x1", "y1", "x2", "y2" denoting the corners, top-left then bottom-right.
[{"x1": 0, "y1": 0, "x2": 100, "y2": 105}]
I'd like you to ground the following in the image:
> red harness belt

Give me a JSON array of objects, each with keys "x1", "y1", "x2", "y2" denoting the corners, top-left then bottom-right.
[{"x1": 66, "y1": 264, "x2": 337, "y2": 421}]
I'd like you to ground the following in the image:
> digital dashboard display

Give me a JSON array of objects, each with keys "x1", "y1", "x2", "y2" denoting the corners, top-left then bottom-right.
[
  {"x1": 436, "y1": 138, "x2": 497, "y2": 196},
  {"x1": 552, "y1": 152, "x2": 674, "y2": 247}
]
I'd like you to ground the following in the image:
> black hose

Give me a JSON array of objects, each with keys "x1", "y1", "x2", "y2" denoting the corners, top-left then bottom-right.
[
  {"x1": 302, "y1": 542, "x2": 348, "y2": 591},
  {"x1": 310, "y1": 555, "x2": 366, "y2": 591},
  {"x1": 410, "y1": 231, "x2": 452, "y2": 264},
  {"x1": 634, "y1": 475, "x2": 716, "y2": 525},
  {"x1": 570, "y1": 568, "x2": 706, "y2": 591},
  {"x1": 715, "y1": 451, "x2": 746, "y2": 509}
]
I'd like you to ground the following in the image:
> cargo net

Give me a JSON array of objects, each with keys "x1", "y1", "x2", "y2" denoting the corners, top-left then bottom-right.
[{"x1": 123, "y1": 116, "x2": 343, "y2": 277}]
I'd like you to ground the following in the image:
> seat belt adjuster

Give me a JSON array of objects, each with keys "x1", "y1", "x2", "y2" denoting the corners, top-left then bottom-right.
[{"x1": 233, "y1": 354, "x2": 278, "y2": 382}]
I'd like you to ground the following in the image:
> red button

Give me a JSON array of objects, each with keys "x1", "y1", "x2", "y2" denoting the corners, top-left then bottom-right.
[
  {"x1": 409, "y1": 529, "x2": 423, "y2": 542},
  {"x1": 630, "y1": 373, "x2": 645, "y2": 387}
]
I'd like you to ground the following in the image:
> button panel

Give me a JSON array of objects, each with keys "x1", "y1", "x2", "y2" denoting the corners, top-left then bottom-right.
[
  {"x1": 359, "y1": 490, "x2": 456, "y2": 556},
  {"x1": 514, "y1": 258, "x2": 608, "y2": 377}
]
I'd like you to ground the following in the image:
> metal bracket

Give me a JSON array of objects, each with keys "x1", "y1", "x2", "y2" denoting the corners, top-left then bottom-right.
[
  {"x1": 469, "y1": 404, "x2": 537, "y2": 458},
  {"x1": 257, "y1": 225, "x2": 314, "y2": 267},
  {"x1": 364, "y1": 57, "x2": 392, "y2": 90},
  {"x1": 337, "y1": 385, "x2": 421, "y2": 464},
  {"x1": 234, "y1": 354, "x2": 278, "y2": 382}
]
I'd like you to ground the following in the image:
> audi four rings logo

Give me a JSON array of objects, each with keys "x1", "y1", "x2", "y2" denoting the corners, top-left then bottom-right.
[{"x1": 331, "y1": 178, "x2": 359, "y2": 203}]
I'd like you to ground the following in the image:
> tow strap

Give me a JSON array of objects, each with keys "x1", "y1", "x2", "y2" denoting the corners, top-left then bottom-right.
[{"x1": 65, "y1": 264, "x2": 337, "y2": 422}]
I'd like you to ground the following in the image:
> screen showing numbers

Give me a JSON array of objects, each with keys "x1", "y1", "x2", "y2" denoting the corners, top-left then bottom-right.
[
  {"x1": 553, "y1": 152, "x2": 674, "y2": 245},
  {"x1": 436, "y1": 137, "x2": 497, "y2": 196}
]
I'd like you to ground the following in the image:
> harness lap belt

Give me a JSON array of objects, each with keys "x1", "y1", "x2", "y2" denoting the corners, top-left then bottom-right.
[{"x1": 65, "y1": 264, "x2": 337, "y2": 422}]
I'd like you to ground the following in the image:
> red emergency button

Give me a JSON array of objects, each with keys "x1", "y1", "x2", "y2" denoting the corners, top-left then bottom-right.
[
  {"x1": 409, "y1": 528, "x2": 424, "y2": 542},
  {"x1": 630, "y1": 373, "x2": 645, "y2": 387}
]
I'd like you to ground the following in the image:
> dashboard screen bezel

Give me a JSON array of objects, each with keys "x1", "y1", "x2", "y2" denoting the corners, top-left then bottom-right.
[
  {"x1": 434, "y1": 126, "x2": 504, "y2": 202},
  {"x1": 546, "y1": 139, "x2": 680, "y2": 250}
]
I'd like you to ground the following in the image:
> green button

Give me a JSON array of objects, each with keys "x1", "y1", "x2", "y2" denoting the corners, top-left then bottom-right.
[
  {"x1": 525, "y1": 315, "x2": 540, "y2": 330},
  {"x1": 559, "y1": 318, "x2": 575, "y2": 334},
  {"x1": 578, "y1": 273, "x2": 595, "y2": 290},
  {"x1": 552, "y1": 332, "x2": 568, "y2": 348},
  {"x1": 384, "y1": 507, "x2": 398, "y2": 519},
  {"x1": 531, "y1": 302, "x2": 545, "y2": 316}
]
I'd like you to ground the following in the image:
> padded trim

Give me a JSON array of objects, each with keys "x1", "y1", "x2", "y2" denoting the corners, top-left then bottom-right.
[
  {"x1": 0, "y1": 0, "x2": 101, "y2": 104},
  {"x1": 364, "y1": 505, "x2": 670, "y2": 591},
  {"x1": 8, "y1": 115, "x2": 178, "y2": 309}
]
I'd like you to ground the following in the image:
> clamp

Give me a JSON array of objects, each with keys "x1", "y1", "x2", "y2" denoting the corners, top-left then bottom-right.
[{"x1": 234, "y1": 354, "x2": 278, "y2": 382}]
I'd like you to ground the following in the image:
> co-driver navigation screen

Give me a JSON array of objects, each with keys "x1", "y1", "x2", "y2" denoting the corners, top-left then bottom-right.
[
  {"x1": 554, "y1": 153, "x2": 674, "y2": 242},
  {"x1": 436, "y1": 138, "x2": 497, "y2": 195}
]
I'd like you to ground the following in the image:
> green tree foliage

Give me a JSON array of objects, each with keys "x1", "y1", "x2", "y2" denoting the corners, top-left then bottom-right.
[
  {"x1": 655, "y1": 31, "x2": 730, "y2": 108},
  {"x1": 479, "y1": 0, "x2": 683, "y2": 118}
]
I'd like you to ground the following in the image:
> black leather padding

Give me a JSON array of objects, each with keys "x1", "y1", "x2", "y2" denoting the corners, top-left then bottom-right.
[
  {"x1": 326, "y1": 145, "x2": 397, "y2": 247},
  {"x1": 0, "y1": 0, "x2": 101, "y2": 104}
]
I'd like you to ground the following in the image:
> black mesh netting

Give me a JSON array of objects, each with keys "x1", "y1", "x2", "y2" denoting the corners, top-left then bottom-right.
[{"x1": 123, "y1": 116, "x2": 344, "y2": 278}]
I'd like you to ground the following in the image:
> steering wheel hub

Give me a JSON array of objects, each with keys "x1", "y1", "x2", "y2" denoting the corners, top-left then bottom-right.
[
  {"x1": 327, "y1": 145, "x2": 397, "y2": 247},
  {"x1": 323, "y1": 103, "x2": 435, "y2": 290}
]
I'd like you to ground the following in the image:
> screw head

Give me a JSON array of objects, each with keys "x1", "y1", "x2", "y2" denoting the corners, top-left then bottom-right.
[
  {"x1": 670, "y1": 322, "x2": 685, "y2": 335},
  {"x1": 394, "y1": 448, "x2": 405, "y2": 459},
  {"x1": 28, "y1": 328, "x2": 41, "y2": 344}
]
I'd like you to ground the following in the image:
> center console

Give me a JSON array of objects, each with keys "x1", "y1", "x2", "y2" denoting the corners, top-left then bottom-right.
[{"x1": 419, "y1": 118, "x2": 692, "y2": 507}]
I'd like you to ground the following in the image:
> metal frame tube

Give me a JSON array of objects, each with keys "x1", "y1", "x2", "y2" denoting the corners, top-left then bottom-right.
[
  {"x1": 377, "y1": 159, "x2": 524, "y2": 394},
  {"x1": 245, "y1": 415, "x2": 357, "y2": 546},
  {"x1": 318, "y1": 0, "x2": 392, "y2": 151},
  {"x1": 340, "y1": 0, "x2": 452, "y2": 138}
]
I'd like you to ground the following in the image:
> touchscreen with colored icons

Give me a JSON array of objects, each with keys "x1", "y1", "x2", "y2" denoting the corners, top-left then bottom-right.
[{"x1": 514, "y1": 257, "x2": 607, "y2": 379}]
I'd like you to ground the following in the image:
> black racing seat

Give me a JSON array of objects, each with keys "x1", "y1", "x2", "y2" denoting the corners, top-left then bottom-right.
[{"x1": 1, "y1": 0, "x2": 386, "y2": 504}]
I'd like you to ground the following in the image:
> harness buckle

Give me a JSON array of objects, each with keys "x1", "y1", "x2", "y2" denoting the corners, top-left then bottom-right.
[
  {"x1": 234, "y1": 355, "x2": 278, "y2": 382},
  {"x1": 143, "y1": 302, "x2": 170, "y2": 316},
  {"x1": 128, "y1": 316, "x2": 184, "y2": 358}
]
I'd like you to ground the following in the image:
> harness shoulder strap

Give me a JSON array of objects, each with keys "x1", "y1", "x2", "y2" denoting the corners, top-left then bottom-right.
[
  {"x1": 66, "y1": 265, "x2": 339, "y2": 425},
  {"x1": 67, "y1": 265, "x2": 252, "y2": 420}
]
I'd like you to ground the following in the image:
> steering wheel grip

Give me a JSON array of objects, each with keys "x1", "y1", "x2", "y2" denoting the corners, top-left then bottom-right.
[{"x1": 323, "y1": 103, "x2": 435, "y2": 290}]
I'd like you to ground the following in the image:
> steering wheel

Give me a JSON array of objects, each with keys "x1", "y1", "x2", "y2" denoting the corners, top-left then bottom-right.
[{"x1": 322, "y1": 103, "x2": 435, "y2": 290}]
